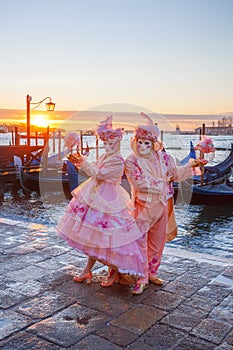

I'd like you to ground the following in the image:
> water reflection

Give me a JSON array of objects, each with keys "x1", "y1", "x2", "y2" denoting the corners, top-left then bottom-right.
[
  {"x1": 0, "y1": 190, "x2": 68, "y2": 225},
  {"x1": 172, "y1": 203, "x2": 233, "y2": 257}
]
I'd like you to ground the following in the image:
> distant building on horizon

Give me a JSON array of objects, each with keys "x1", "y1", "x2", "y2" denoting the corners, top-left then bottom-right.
[
  {"x1": 195, "y1": 116, "x2": 233, "y2": 135},
  {"x1": 195, "y1": 125, "x2": 233, "y2": 135}
]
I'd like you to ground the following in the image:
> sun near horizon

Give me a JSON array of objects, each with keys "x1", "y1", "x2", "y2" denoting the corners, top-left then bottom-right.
[
  {"x1": 31, "y1": 114, "x2": 50, "y2": 128},
  {"x1": 1, "y1": 104, "x2": 232, "y2": 133}
]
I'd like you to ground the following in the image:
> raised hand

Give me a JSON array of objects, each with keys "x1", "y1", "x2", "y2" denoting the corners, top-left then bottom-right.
[
  {"x1": 67, "y1": 152, "x2": 83, "y2": 168},
  {"x1": 189, "y1": 158, "x2": 208, "y2": 168}
]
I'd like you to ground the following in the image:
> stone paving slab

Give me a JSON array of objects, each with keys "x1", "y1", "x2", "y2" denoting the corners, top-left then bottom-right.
[
  {"x1": 142, "y1": 289, "x2": 186, "y2": 311},
  {"x1": 95, "y1": 323, "x2": 139, "y2": 347},
  {"x1": 0, "y1": 310, "x2": 33, "y2": 340},
  {"x1": 191, "y1": 318, "x2": 232, "y2": 345},
  {"x1": 0, "y1": 332, "x2": 60, "y2": 350},
  {"x1": 28, "y1": 304, "x2": 109, "y2": 347},
  {"x1": 73, "y1": 334, "x2": 122, "y2": 350},
  {"x1": 0, "y1": 217, "x2": 233, "y2": 349}
]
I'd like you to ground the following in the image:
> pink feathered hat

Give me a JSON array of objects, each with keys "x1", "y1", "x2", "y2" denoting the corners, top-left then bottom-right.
[
  {"x1": 134, "y1": 112, "x2": 160, "y2": 142},
  {"x1": 96, "y1": 115, "x2": 123, "y2": 141}
]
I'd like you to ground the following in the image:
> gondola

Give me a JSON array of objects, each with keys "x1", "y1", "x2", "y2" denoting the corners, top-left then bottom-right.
[
  {"x1": 13, "y1": 156, "x2": 80, "y2": 196},
  {"x1": 199, "y1": 143, "x2": 233, "y2": 184},
  {"x1": 180, "y1": 142, "x2": 233, "y2": 184},
  {"x1": 0, "y1": 145, "x2": 45, "y2": 187},
  {"x1": 175, "y1": 178, "x2": 233, "y2": 206},
  {"x1": 174, "y1": 142, "x2": 233, "y2": 205}
]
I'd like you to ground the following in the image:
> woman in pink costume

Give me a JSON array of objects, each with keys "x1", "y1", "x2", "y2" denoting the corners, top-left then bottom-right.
[
  {"x1": 125, "y1": 112, "x2": 195, "y2": 295},
  {"x1": 57, "y1": 116, "x2": 146, "y2": 287}
]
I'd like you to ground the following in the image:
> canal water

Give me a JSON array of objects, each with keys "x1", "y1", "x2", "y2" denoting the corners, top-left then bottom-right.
[{"x1": 1, "y1": 133, "x2": 233, "y2": 258}]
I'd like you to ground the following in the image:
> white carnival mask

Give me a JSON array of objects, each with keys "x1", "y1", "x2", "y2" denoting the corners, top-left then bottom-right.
[{"x1": 137, "y1": 138, "x2": 152, "y2": 156}]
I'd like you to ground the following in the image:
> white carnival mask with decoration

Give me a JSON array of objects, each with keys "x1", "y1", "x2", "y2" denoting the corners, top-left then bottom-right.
[
  {"x1": 97, "y1": 115, "x2": 123, "y2": 156},
  {"x1": 132, "y1": 112, "x2": 163, "y2": 156},
  {"x1": 136, "y1": 138, "x2": 153, "y2": 156},
  {"x1": 194, "y1": 135, "x2": 215, "y2": 162}
]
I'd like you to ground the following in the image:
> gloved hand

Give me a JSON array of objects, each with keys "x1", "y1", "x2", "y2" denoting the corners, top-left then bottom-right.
[{"x1": 188, "y1": 158, "x2": 208, "y2": 168}]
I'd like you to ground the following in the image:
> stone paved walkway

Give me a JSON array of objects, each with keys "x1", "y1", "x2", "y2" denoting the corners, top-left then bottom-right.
[{"x1": 0, "y1": 217, "x2": 233, "y2": 350}]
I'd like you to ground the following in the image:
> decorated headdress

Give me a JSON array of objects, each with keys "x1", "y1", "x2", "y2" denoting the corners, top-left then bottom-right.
[
  {"x1": 96, "y1": 115, "x2": 123, "y2": 141},
  {"x1": 131, "y1": 112, "x2": 163, "y2": 154},
  {"x1": 134, "y1": 112, "x2": 160, "y2": 142}
]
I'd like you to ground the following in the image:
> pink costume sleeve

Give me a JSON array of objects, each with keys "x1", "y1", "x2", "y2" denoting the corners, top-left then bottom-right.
[
  {"x1": 80, "y1": 159, "x2": 97, "y2": 178},
  {"x1": 125, "y1": 155, "x2": 163, "y2": 194},
  {"x1": 81, "y1": 155, "x2": 124, "y2": 183},
  {"x1": 166, "y1": 155, "x2": 193, "y2": 182}
]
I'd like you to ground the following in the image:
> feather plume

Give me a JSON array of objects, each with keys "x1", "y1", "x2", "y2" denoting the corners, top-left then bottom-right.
[
  {"x1": 96, "y1": 115, "x2": 123, "y2": 141},
  {"x1": 140, "y1": 112, "x2": 154, "y2": 127},
  {"x1": 98, "y1": 116, "x2": 112, "y2": 130}
]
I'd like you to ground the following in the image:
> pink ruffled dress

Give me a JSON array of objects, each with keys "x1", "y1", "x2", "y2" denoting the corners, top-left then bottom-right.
[{"x1": 56, "y1": 151, "x2": 146, "y2": 277}]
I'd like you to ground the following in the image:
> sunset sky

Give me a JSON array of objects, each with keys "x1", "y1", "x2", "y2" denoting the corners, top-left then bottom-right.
[{"x1": 0, "y1": 0, "x2": 233, "y2": 117}]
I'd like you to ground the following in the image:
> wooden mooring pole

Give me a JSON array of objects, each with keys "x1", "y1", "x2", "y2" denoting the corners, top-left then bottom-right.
[
  {"x1": 43, "y1": 126, "x2": 50, "y2": 175},
  {"x1": 200, "y1": 123, "x2": 205, "y2": 186}
]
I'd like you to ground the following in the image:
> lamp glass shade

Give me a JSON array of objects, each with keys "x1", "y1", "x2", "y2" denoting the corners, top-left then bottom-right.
[{"x1": 46, "y1": 101, "x2": 55, "y2": 111}]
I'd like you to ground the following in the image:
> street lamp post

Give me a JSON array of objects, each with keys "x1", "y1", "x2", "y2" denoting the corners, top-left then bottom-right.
[{"x1": 26, "y1": 94, "x2": 56, "y2": 145}]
